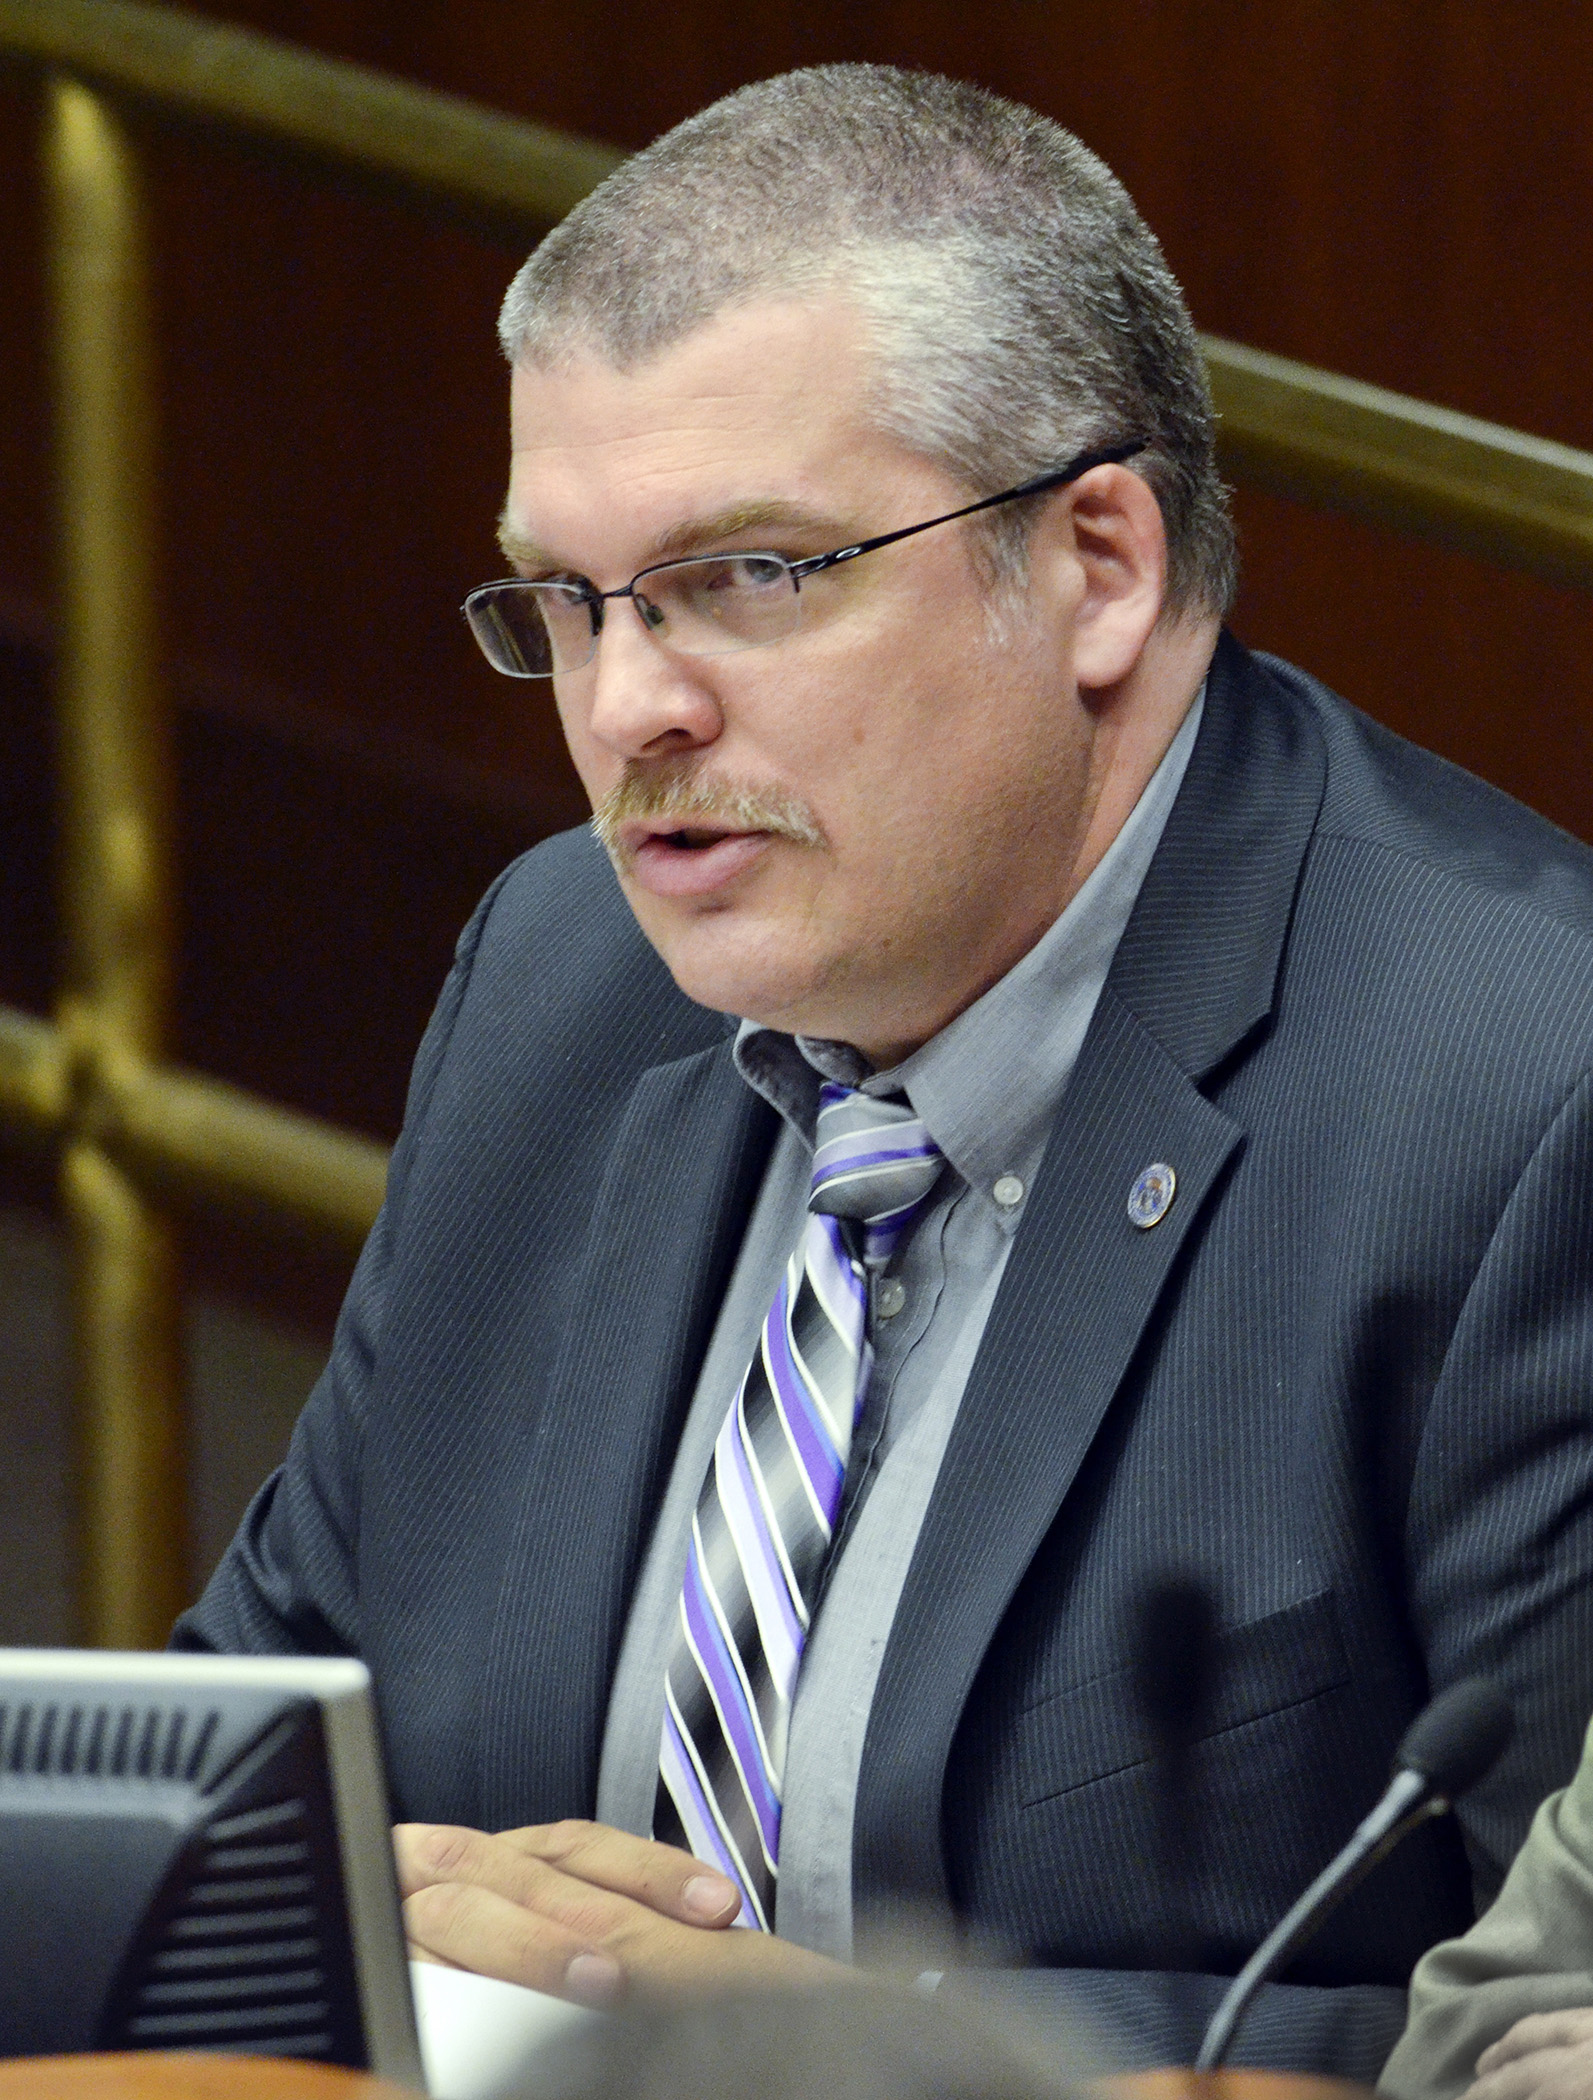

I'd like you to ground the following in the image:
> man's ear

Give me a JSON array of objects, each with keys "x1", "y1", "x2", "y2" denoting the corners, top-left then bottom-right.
[{"x1": 1034, "y1": 464, "x2": 1169, "y2": 692}]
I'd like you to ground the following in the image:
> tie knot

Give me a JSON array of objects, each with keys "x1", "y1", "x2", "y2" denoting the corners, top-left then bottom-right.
[{"x1": 809, "y1": 1083, "x2": 943, "y2": 1264}]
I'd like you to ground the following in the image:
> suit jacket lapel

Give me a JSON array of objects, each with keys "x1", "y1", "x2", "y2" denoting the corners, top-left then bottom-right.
[
  {"x1": 478, "y1": 1037, "x2": 777, "y2": 1830},
  {"x1": 856, "y1": 633, "x2": 1330, "y2": 1911}
]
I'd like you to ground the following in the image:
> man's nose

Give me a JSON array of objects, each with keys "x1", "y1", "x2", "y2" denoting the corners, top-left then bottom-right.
[{"x1": 580, "y1": 596, "x2": 723, "y2": 759}]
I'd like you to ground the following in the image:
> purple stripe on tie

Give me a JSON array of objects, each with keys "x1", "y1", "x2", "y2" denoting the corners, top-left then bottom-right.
[
  {"x1": 722, "y1": 1406, "x2": 804, "y2": 1674},
  {"x1": 813, "y1": 1145, "x2": 936, "y2": 1187},
  {"x1": 864, "y1": 1196, "x2": 931, "y2": 1258},
  {"x1": 814, "y1": 1124, "x2": 930, "y2": 1167},
  {"x1": 681, "y1": 1543, "x2": 782, "y2": 1860},
  {"x1": 764, "y1": 1273, "x2": 845, "y2": 1515},
  {"x1": 660, "y1": 1705, "x2": 760, "y2": 1929}
]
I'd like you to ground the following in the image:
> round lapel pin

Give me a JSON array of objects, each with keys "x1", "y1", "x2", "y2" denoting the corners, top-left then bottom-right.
[{"x1": 1127, "y1": 1161, "x2": 1177, "y2": 1229}]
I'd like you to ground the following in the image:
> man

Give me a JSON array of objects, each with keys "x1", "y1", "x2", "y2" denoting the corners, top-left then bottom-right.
[
  {"x1": 176, "y1": 65, "x2": 1593, "y2": 2079},
  {"x1": 1382, "y1": 1719, "x2": 1593, "y2": 2100}
]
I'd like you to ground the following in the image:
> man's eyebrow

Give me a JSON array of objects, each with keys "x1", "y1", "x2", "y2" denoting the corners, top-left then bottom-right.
[
  {"x1": 495, "y1": 500, "x2": 850, "y2": 575},
  {"x1": 497, "y1": 512, "x2": 554, "y2": 569},
  {"x1": 638, "y1": 501, "x2": 848, "y2": 565}
]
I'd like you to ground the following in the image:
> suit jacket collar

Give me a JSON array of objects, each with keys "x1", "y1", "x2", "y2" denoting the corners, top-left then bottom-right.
[
  {"x1": 854, "y1": 630, "x2": 1329, "y2": 1919},
  {"x1": 1110, "y1": 627, "x2": 1329, "y2": 1079}
]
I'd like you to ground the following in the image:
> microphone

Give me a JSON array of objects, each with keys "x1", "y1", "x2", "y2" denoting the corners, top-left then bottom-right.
[
  {"x1": 1132, "y1": 1575, "x2": 1220, "y2": 1976},
  {"x1": 1194, "y1": 1676, "x2": 1513, "y2": 2071}
]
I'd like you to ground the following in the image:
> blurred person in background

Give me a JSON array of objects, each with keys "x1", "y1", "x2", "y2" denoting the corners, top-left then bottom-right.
[
  {"x1": 175, "y1": 64, "x2": 1593, "y2": 2081},
  {"x1": 1383, "y1": 1716, "x2": 1593, "y2": 2100}
]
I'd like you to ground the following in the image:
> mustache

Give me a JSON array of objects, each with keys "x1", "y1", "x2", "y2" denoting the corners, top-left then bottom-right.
[{"x1": 591, "y1": 761, "x2": 825, "y2": 862}]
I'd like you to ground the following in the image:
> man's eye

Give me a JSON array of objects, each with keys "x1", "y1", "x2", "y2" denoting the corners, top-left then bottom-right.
[{"x1": 700, "y1": 556, "x2": 788, "y2": 592}]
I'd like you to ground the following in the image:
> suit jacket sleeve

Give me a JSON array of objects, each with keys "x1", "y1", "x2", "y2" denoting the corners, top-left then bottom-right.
[
  {"x1": 1380, "y1": 1718, "x2": 1593, "y2": 2100},
  {"x1": 1405, "y1": 1065, "x2": 1593, "y2": 1901},
  {"x1": 171, "y1": 863, "x2": 514, "y2": 1657}
]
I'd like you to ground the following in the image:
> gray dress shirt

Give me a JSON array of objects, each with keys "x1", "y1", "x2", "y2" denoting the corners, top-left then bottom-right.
[{"x1": 596, "y1": 689, "x2": 1203, "y2": 1954}]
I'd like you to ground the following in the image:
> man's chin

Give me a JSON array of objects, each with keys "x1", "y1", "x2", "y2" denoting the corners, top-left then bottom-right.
[{"x1": 636, "y1": 923, "x2": 834, "y2": 1034}]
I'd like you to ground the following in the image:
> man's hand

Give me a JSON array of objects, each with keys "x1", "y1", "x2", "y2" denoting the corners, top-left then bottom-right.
[
  {"x1": 395, "y1": 1819, "x2": 845, "y2": 2004},
  {"x1": 1466, "y1": 2011, "x2": 1593, "y2": 2100}
]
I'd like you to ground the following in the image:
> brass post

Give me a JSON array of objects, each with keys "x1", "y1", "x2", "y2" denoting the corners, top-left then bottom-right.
[{"x1": 45, "y1": 74, "x2": 188, "y2": 1647}]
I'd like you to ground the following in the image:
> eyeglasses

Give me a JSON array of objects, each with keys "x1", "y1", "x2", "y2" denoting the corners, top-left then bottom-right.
[{"x1": 462, "y1": 438, "x2": 1144, "y2": 679}]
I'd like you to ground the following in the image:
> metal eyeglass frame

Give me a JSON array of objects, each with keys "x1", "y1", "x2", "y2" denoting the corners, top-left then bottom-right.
[{"x1": 464, "y1": 436, "x2": 1146, "y2": 676}]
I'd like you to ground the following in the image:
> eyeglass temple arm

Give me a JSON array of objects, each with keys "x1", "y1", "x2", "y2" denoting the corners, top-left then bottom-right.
[{"x1": 791, "y1": 439, "x2": 1146, "y2": 581}]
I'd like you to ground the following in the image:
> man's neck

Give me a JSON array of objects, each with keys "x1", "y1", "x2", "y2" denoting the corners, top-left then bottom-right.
[{"x1": 1065, "y1": 612, "x2": 1220, "y2": 907}]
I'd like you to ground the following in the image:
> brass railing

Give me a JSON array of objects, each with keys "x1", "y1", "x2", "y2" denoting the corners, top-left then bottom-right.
[{"x1": 2, "y1": 0, "x2": 1592, "y2": 1644}]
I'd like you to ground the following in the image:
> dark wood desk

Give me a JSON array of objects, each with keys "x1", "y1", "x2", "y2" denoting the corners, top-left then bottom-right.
[{"x1": 0, "y1": 2059, "x2": 413, "y2": 2097}]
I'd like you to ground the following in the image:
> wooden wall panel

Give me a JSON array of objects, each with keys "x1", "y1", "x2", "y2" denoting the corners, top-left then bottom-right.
[
  {"x1": 2, "y1": 2, "x2": 1590, "y2": 1277},
  {"x1": 168, "y1": 0, "x2": 1593, "y2": 440}
]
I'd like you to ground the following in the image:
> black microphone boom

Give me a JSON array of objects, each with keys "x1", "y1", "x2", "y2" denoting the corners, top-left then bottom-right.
[{"x1": 1194, "y1": 1677, "x2": 1513, "y2": 2072}]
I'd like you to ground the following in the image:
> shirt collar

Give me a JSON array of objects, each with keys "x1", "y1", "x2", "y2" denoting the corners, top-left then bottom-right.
[{"x1": 734, "y1": 684, "x2": 1206, "y2": 1208}]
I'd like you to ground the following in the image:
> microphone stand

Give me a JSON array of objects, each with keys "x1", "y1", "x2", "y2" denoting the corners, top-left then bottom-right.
[{"x1": 1194, "y1": 1768, "x2": 1443, "y2": 2070}]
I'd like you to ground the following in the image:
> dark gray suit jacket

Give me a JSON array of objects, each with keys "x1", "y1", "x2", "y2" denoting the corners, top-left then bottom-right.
[{"x1": 178, "y1": 633, "x2": 1593, "y2": 2081}]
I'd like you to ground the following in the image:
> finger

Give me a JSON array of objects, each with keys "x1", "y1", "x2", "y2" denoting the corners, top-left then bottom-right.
[
  {"x1": 406, "y1": 1944, "x2": 468, "y2": 1970},
  {"x1": 396, "y1": 1822, "x2": 643, "y2": 1941},
  {"x1": 403, "y1": 1878, "x2": 624, "y2": 2007},
  {"x1": 394, "y1": 1823, "x2": 523, "y2": 1899},
  {"x1": 1466, "y1": 2049, "x2": 1593, "y2": 2100},
  {"x1": 494, "y1": 1818, "x2": 742, "y2": 1926},
  {"x1": 1465, "y1": 2059, "x2": 1545, "y2": 2100},
  {"x1": 1480, "y1": 2016, "x2": 1593, "y2": 2072}
]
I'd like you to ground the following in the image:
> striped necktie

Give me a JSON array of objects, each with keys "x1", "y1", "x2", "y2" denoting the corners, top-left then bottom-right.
[{"x1": 654, "y1": 1081, "x2": 944, "y2": 1930}]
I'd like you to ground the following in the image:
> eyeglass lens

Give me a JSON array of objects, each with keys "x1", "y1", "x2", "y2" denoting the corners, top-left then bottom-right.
[{"x1": 465, "y1": 553, "x2": 802, "y2": 678}]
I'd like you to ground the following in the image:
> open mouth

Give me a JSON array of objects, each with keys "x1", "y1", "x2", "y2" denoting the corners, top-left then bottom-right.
[
  {"x1": 620, "y1": 816, "x2": 761, "y2": 856},
  {"x1": 622, "y1": 822, "x2": 774, "y2": 897},
  {"x1": 661, "y1": 826, "x2": 742, "y2": 850}
]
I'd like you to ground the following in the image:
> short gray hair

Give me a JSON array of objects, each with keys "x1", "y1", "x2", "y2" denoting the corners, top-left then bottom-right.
[{"x1": 499, "y1": 65, "x2": 1235, "y2": 617}]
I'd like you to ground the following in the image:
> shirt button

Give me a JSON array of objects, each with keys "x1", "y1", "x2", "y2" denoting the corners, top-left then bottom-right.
[
  {"x1": 993, "y1": 1174, "x2": 1025, "y2": 1208},
  {"x1": 875, "y1": 1277, "x2": 907, "y2": 1320}
]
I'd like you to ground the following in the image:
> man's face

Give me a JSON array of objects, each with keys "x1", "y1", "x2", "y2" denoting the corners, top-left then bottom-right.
[{"x1": 503, "y1": 295, "x2": 1109, "y2": 1062}]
